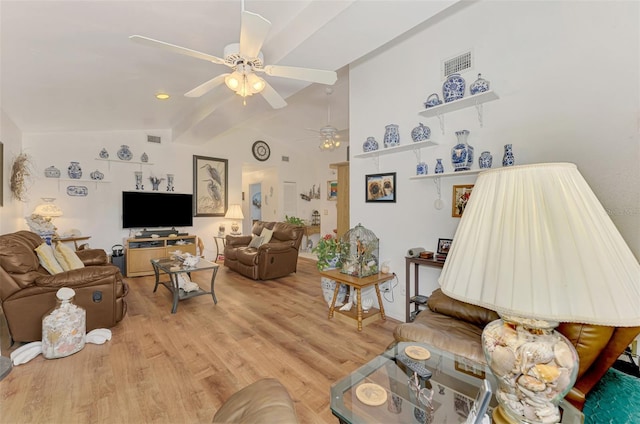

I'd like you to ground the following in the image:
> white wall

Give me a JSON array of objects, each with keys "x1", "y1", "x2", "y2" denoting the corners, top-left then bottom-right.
[
  {"x1": 17, "y1": 124, "x2": 344, "y2": 259},
  {"x1": 0, "y1": 110, "x2": 24, "y2": 234},
  {"x1": 350, "y1": 1, "x2": 640, "y2": 321}
]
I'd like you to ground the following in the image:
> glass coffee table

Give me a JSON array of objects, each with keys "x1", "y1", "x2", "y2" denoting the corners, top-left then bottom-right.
[
  {"x1": 330, "y1": 342, "x2": 584, "y2": 424},
  {"x1": 150, "y1": 257, "x2": 219, "y2": 313}
]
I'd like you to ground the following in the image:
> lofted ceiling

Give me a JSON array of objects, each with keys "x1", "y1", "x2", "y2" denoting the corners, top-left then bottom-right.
[{"x1": 1, "y1": 0, "x2": 459, "y2": 147}]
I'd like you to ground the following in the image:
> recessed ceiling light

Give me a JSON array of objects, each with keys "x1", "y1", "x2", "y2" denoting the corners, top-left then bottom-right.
[{"x1": 155, "y1": 93, "x2": 170, "y2": 100}]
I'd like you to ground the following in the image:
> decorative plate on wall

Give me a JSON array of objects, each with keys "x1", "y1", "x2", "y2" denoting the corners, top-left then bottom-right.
[{"x1": 252, "y1": 140, "x2": 270, "y2": 161}]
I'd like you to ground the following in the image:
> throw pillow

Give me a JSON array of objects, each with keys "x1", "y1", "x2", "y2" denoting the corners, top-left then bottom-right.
[
  {"x1": 54, "y1": 242, "x2": 85, "y2": 271},
  {"x1": 248, "y1": 236, "x2": 264, "y2": 249},
  {"x1": 35, "y1": 243, "x2": 64, "y2": 275},
  {"x1": 260, "y1": 228, "x2": 274, "y2": 244}
]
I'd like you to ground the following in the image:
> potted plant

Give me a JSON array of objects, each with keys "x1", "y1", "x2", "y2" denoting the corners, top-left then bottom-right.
[{"x1": 313, "y1": 234, "x2": 347, "y2": 306}]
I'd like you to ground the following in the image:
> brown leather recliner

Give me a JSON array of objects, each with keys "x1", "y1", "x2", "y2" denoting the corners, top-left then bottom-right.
[
  {"x1": 224, "y1": 221, "x2": 304, "y2": 280},
  {"x1": 393, "y1": 288, "x2": 640, "y2": 410},
  {"x1": 0, "y1": 230, "x2": 128, "y2": 342}
]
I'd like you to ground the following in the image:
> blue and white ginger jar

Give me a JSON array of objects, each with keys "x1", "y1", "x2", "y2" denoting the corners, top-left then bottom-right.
[
  {"x1": 479, "y1": 151, "x2": 493, "y2": 169},
  {"x1": 411, "y1": 123, "x2": 431, "y2": 142},
  {"x1": 90, "y1": 170, "x2": 104, "y2": 180},
  {"x1": 117, "y1": 145, "x2": 132, "y2": 161},
  {"x1": 67, "y1": 162, "x2": 82, "y2": 179},
  {"x1": 383, "y1": 124, "x2": 400, "y2": 148},
  {"x1": 442, "y1": 73, "x2": 466, "y2": 103},
  {"x1": 44, "y1": 166, "x2": 61, "y2": 178},
  {"x1": 416, "y1": 162, "x2": 428, "y2": 175},
  {"x1": 451, "y1": 130, "x2": 474, "y2": 172},
  {"x1": 363, "y1": 136, "x2": 379, "y2": 152}
]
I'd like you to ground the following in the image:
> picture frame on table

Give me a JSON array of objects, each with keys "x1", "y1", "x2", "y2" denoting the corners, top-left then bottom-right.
[
  {"x1": 327, "y1": 180, "x2": 338, "y2": 201},
  {"x1": 193, "y1": 155, "x2": 228, "y2": 217},
  {"x1": 365, "y1": 172, "x2": 396, "y2": 203},
  {"x1": 452, "y1": 184, "x2": 474, "y2": 217},
  {"x1": 437, "y1": 238, "x2": 453, "y2": 255}
]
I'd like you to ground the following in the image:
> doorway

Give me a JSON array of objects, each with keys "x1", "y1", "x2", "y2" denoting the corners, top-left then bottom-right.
[{"x1": 249, "y1": 183, "x2": 261, "y2": 225}]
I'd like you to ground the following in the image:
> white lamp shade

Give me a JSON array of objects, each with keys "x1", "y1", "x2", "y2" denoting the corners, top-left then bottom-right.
[
  {"x1": 224, "y1": 204, "x2": 244, "y2": 220},
  {"x1": 33, "y1": 198, "x2": 63, "y2": 218},
  {"x1": 439, "y1": 163, "x2": 640, "y2": 327}
]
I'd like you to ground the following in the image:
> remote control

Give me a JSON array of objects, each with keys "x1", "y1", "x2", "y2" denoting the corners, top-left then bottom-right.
[{"x1": 396, "y1": 353, "x2": 433, "y2": 380}]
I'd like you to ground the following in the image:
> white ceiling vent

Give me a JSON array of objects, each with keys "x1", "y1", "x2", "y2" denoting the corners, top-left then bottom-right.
[
  {"x1": 442, "y1": 51, "x2": 473, "y2": 79},
  {"x1": 147, "y1": 135, "x2": 161, "y2": 143}
]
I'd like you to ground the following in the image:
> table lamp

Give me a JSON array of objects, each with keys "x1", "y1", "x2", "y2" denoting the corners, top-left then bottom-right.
[
  {"x1": 438, "y1": 163, "x2": 640, "y2": 424},
  {"x1": 224, "y1": 204, "x2": 244, "y2": 235},
  {"x1": 27, "y1": 197, "x2": 63, "y2": 243}
]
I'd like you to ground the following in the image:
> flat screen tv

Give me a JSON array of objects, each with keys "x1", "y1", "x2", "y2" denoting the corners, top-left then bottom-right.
[{"x1": 122, "y1": 191, "x2": 193, "y2": 229}]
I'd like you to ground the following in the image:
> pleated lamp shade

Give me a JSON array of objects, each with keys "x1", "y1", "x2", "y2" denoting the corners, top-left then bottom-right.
[{"x1": 438, "y1": 163, "x2": 640, "y2": 327}]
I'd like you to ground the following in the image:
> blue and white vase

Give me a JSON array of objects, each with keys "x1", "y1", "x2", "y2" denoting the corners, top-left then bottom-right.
[
  {"x1": 140, "y1": 152, "x2": 149, "y2": 163},
  {"x1": 503, "y1": 144, "x2": 515, "y2": 167},
  {"x1": 434, "y1": 159, "x2": 444, "y2": 174},
  {"x1": 470, "y1": 73, "x2": 490, "y2": 95},
  {"x1": 411, "y1": 123, "x2": 431, "y2": 142},
  {"x1": 167, "y1": 174, "x2": 175, "y2": 191},
  {"x1": 479, "y1": 151, "x2": 493, "y2": 169},
  {"x1": 451, "y1": 130, "x2": 474, "y2": 172},
  {"x1": 416, "y1": 162, "x2": 428, "y2": 175},
  {"x1": 442, "y1": 73, "x2": 466, "y2": 103},
  {"x1": 117, "y1": 145, "x2": 132, "y2": 161},
  {"x1": 67, "y1": 162, "x2": 82, "y2": 179},
  {"x1": 363, "y1": 136, "x2": 379, "y2": 152},
  {"x1": 321, "y1": 277, "x2": 347, "y2": 307},
  {"x1": 383, "y1": 124, "x2": 400, "y2": 148}
]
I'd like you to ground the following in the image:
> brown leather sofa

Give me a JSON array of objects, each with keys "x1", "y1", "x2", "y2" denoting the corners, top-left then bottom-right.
[
  {"x1": 0, "y1": 230, "x2": 128, "y2": 342},
  {"x1": 212, "y1": 378, "x2": 298, "y2": 423},
  {"x1": 224, "y1": 221, "x2": 304, "y2": 280},
  {"x1": 394, "y1": 288, "x2": 640, "y2": 410}
]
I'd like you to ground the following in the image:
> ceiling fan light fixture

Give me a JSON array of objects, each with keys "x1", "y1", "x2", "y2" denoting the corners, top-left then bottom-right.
[
  {"x1": 225, "y1": 72, "x2": 242, "y2": 90},
  {"x1": 247, "y1": 73, "x2": 266, "y2": 94},
  {"x1": 155, "y1": 93, "x2": 170, "y2": 100}
]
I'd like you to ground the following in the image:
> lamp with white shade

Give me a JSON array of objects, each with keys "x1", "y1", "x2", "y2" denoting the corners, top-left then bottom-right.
[
  {"x1": 26, "y1": 198, "x2": 63, "y2": 243},
  {"x1": 438, "y1": 163, "x2": 640, "y2": 424},
  {"x1": 224, "y1": 204, "x2": 244, "y2": 235}
]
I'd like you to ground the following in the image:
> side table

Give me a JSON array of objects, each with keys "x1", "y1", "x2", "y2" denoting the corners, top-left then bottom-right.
[
  {"x1": 213, "y1": 236, "x2": 226, "y2": 262},
  {"x1": 320, "y1": 269, "x2": 394, "y2": 331},
  {"x1": 52, "y1": 235, "x2": 92, "y2": 251},
  {"x1": 405, "y1": 256, "x2": 444, "y2": 322}
]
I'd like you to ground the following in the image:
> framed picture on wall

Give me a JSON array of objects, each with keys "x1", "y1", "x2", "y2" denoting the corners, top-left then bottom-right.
[
  {"x1": 452, "y1": 184, "x2": 474, "y2": 217},
  {"x1": 327, "y1": 180, "x2": 337, "y2": 201},
  {"x1": 365, "y1": 172, "x2": 396, "y2": 203},
  {"x1": 193, "y1": 155, "x2": 228, "y2": 217}
]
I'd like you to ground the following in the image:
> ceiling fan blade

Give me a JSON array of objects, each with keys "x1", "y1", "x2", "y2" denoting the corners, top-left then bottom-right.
[
  {"x1": 260, "y1": 82, "x2": 287, "y2": 109},
  {"x1": 239, "y1": 11, "x2": 271, "y2": 59},
  {"x1": 262, "y1": 65, "x2": 337, "y2": 85},
  {"x1": 129, "y1": 35, "x2": 227, "y2": 65},
  {"x1": 184, "y1": 73, "x2": 230, "y2": 98}
]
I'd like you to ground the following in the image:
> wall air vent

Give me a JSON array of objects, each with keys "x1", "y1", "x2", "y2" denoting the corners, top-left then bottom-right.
[
  {"x1": 281, "y1": 156, "x2": 289, "y2": 162},
  {"x1": 442, "y1": 51, "x2": 473, "y2": 78},
  {"x1": 147, "y1": 135, "x2": 161, "y2": 144}
]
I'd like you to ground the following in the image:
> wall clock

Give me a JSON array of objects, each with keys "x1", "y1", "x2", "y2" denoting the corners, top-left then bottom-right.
[{"x1": 252, "y1": 140, "x2": 270, "y2": 161}]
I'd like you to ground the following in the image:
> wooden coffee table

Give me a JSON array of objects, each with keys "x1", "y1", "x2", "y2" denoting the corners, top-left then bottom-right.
[
  {"x1": 320, "y1": 269, "x2": 394, "y2": 331},
  {"x1": 150, "y1": 257, "x2": 219, "y2": 313}
]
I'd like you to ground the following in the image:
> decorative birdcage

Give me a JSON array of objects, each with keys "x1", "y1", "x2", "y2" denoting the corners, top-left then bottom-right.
[
  {"x1": 311, "y1": 210, "x2": 321, "y2": 226},
  {"x1": 339, "y1": 223, "x2": 379, "y2": 278}
]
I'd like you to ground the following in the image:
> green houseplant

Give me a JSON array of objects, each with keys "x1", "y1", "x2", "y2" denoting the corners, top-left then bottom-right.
[
  {"x1": 284, "y1": 215, "x2": 304, "y2": 226},
  {"x1": 313, "y1": 234, "x2": 347, "y2": 306}
]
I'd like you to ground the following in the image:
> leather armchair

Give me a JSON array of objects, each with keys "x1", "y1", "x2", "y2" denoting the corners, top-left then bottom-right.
[
  {"x1": 212, "y1": 378, "x2": 298, "y2": 423},
  {"x1": 393, "y1": 289, "x2": 640, "y2": 410},
  {"x1": 0, "y1": 230, "x2": 128, "y2": 342},
  {"x1": 224, "y1": 221, "x2": 304, "y2": 280}
]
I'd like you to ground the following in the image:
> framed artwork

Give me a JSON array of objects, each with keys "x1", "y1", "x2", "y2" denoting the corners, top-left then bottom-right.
[
  {"x1": 454, "y1": 355, "x2": 486, "y2": 379},
  {"x1": 452, "y1": 184, "x2": 474, "y2": 217},
  {"x1": 365, "y1": 172, "x2": 396, "y2": 203},
  {"x1": 437, "y1": 238, "x2": 453, "y2": 255},
  {"x1": 193, "y1": 155, "x2": 228, "y2": 217},
  {"x1": 327, "y1": 180, "x2": 338, "y2": 201}
]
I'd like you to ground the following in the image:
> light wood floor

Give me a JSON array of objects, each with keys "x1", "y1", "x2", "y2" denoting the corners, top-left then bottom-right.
[{"x1": 0, "y1": 258, "x2": 400, "y2": 423}]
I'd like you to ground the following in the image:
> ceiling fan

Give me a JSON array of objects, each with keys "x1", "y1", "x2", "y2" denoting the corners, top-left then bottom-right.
[
  {"x1": 306, "y1": 87, "x2": 347, "y2": 151},
  {"x1": 129, "y1": 4, "x2": 337, "y2": 109}
]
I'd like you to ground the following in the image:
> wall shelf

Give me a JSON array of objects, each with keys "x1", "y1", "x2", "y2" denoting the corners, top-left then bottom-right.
[
  {"x1": 96, "y1": 158, "x2": 154, "y2": 171},
  {"x1": 418, "y1": 90, "x2": 499, "y2": 133},
  {"x1": 352, "y1": 139, "x2": 440, "y2": 159},
  {"x1": 409, "y1": 169, "x2": 481, "y2": 180}
]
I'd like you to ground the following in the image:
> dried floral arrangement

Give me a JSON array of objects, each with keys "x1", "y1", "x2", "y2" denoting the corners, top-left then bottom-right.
[{"x1": 10, "y1": 152, "x2": 33, "y2": 202}]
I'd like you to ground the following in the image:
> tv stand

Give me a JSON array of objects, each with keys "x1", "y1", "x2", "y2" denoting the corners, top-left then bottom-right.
[
  {"x1": 125, "y1": 234, "x2": 197, "y2": 277},
  {"x1": 138, "y1": 228, "x2": 179, "y2": 238}
]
